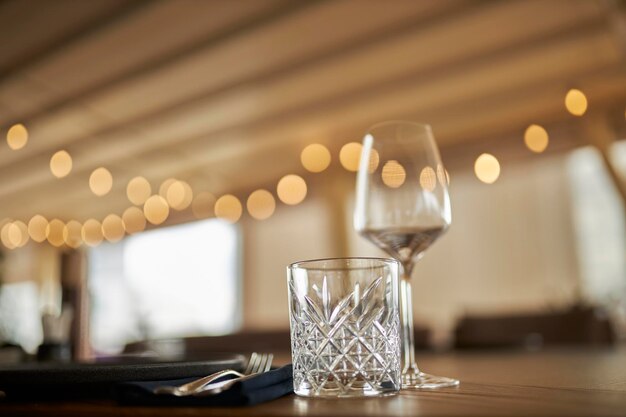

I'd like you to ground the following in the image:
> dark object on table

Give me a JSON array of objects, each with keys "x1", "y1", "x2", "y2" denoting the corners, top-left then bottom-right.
[
  {"x1": 36, "y1": 342, "x2": 71, "y2": 362},
  {"x1": 454, "y1": 305, "x2": 616, "y2": 349},
  {"x1": 124, "y1": 327, "x2": 431, "y2": 357},
  {"x1": 0, "y1": 352, "x2": 245, "y2": 401},
  {"x1": 116, "y1": 364, "x2": 293, "y2": 407}
]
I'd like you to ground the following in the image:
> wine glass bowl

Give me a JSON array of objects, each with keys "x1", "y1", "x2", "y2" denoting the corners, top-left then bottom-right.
[{"x1": 354, "y1": 121, "x2": 459, "y2": 389}]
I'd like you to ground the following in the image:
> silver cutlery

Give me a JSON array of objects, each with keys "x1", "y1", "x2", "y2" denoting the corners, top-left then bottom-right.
[{"x1": 153, "y1": 352, "x2": 273, "y2": 396}]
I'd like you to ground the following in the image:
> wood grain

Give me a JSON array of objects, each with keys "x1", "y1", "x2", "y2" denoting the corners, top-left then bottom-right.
[{"x1": 2, "y1": 348, "x2": 625, "y2": 416}]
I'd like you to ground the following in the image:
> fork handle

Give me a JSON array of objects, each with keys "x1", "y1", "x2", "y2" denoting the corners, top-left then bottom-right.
[{"x1": 153, "y1": 369, "x2": 244, "y2": 395}]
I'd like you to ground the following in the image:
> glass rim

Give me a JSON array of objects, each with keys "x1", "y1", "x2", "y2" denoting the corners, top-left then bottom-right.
[
  {"x1": 367, "y1": 120, "x2": 432, "y2": 132},
  {"x1": 288, "y1": 257, "x2": 399, "y2": 272}
]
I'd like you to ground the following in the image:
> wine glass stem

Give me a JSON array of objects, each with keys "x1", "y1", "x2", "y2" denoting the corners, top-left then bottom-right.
[{"x1": 400, "y1": 274, "x2": 420, "y2": 374}]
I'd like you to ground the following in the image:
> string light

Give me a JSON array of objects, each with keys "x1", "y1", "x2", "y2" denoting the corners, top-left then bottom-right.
[
  {"x1": 192, "y1": 192, "x2": 215, "y2": 219},
  {"x1": 46, "y1": 219, "x2": 65, "y2": 247},
  {"x1": 301, "y1": 144, "x2": 331, "y2": 173},
  {"x1": 82, "y1": 219, "x2": 103, "y2": 246},
  {"x1": 122, "y1": 207, "x2": 146, "y2": 234},
  {"x1": 102, "y1": 214, "x2": 125, "y2": 242},
  {"x1": 214, "y1": 195, "x2": 242, "y2": 223},
  {"x1": 339, "y1": 142, "x2": 363, "y2": 172},
  {"x1": 127, "y1": 176, "x2": 151, "y2": 205},
  {"x1": 524, "y1": 124, "x2": 549, "y2": 153},
  {"x1": 277, "y1": 175, "x2": 307, "y2": 205},
  {"x1": 1, "y1": 221, "x2": 15, "y2": 249},
  {"x1": 89, "y1": 167, "x2": 113, "y2": 196},
  {"x1": 381, "y1": 160, "x2": 406, "y2": 188},
  {"x1": 144, "y1": 195, "x2": 169, "y2": 225},
  {"x1": 166, "y1": 180, "x2": 193, "y2": 211},
  {"x1": 565, "y1": 89, "x2": 587, "y2": 116},
  {"x1": 474, "y1": 153, "x2": 500, "y2": 184},
  {"x1": 419, "y1": 166, "x2": 436, "y2": 192},
  {"x1": 246, "y1": 189, "x2": 276, "y2": 220},
  {"x1": 7, "y1": 123, "x2": 28, "y2": 150},
  {"x1": 50, "y1": 150, "x2": 72, "y2": 178},
  {"x1": 63, "y1": 221, "x2": 83, "y2": 248},
  {"x1": 28, "y1": 215, "x2": 49, "y2": 243}
]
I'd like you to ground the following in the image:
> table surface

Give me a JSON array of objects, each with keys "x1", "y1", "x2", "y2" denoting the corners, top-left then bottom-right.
[{"x1": 2, "y1": 347, "x2": 626, "y2": 417}]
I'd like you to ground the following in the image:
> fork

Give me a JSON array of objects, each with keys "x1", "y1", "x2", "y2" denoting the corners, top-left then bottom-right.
[{"x1": 153, "y1": 352, "x2": 273, "y2": 396}]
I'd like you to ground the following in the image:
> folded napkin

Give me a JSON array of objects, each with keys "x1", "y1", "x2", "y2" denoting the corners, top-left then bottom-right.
[{"x1": 115, "y1": 364, "x2": 293, "y2": 406}]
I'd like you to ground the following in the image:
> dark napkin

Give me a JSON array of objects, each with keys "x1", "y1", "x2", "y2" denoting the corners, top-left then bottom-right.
[{"x1": 115, "y1": 364, "x2": 293, "y2": 406}]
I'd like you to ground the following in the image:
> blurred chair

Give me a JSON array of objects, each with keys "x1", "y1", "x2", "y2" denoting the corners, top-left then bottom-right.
[{"x1": 454, "y1": 305, "x2": 616, "y2": 350}]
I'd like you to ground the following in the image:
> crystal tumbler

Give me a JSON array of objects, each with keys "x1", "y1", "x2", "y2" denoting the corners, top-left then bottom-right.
[{"x1": 287, "y1": 257, "x2": 401, "y2": 397}]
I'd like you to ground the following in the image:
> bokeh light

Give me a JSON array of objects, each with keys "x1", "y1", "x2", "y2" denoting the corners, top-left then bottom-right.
[
  {"x1": 126, "y1": 176, "x2": 151, "y2": 205},
  {"x1": 166, "y1": 180, "x2": 193, "y2": 211},
  {"x1": 89, "y1": 167, "x2": 113, "y2": 196},
  {"x1": 381, "y1": 160, "x2": 406, "y2": 188},
  {"x1": 46, "y1": 219, "x2": 65, "y2": 247},
  {"x1": 339, "y1": 142, "x2": 363, "y2": 172},
  {"x1": 63, "y1": 220, "x2": 83, "y2": 248},
  {"x1": 143, "y1": 195, "x2": 169, "y2": 225},
  {"x1": 50, "y1": 150, "x2": 73, "y2": 178},
  {"x1": 565, "y1": 89, "x2": 587, "y2": 116},
  {"x1": 524, "y1": 124, "x2": 549, "y2": 153},
  {"x1": 1, "y1": 221, "x2": 15, "y2": 249},
  {"x1": 192, "y1": 192, "x2": 215, "y2": 219},
  {"x1": 301, "y1": 144, "x2": 331, "y2": 173},
  {"x1": 474, "y1": 153, "x2": 501, "y2": 184},
  {"x1": 214, "y1": 194, "x2": 242, "y2": 223},
  {"x1": 82, "y1": 219, "x2": 103, "y2": 247},
  {"x1": 277, "y1": 174, "x2": 307, "y2": 205},
  {"x1": 28, "y1": 215, "x2": 49, "y2": 243},
  {"x1": 246, "y1": 189, "x2": 276, "y2": 220},
  {"x1": 159, "y1": 178, "x2": 177, "y2": 198},
  {"x1": 7, "y1": 123, "x2": 28, "y2": 150},
  {"x1": 122, "y1": 207, "x2": 146, "y2": 234},
  {"x1": 419, "y1": 166, "x2": 437, "y2": 192},
  {"x1": 102, "y1": 214, "x2": 125, "y2": 242}
]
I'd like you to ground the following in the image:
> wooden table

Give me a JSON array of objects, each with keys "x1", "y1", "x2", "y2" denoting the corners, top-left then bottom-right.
[{"x1": 2, "y1": 348, "x2": 626, "y2": 416}]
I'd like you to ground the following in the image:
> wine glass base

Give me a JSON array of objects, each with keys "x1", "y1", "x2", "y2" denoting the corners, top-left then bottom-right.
[{"x1": 401, "y1": 372, "x2": 460, "y2": 389}]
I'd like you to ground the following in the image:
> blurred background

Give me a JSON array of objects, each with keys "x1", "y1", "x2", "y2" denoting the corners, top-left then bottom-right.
[{"x1": 0, "y1": 0, "x2": 625, "y2": 360}]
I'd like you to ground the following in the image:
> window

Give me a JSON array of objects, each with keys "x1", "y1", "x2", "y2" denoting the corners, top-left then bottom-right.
[{"x1": 89, "y1": 219, "x2": 240, "y2": 353}]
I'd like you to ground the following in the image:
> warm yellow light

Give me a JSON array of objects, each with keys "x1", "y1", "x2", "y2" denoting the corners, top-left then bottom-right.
[
  {"x1": 7, "y1": 123, "x2": 28, "y2": 150},
  {"x1": 276, "y1": 174, "x2": 307, "y2": 205},
  {"x1": 82, "y1": 219, "x2": 103, "y2": 247},
  {"x1": 565, "y1": 89, "x2": 587, "y2": 116},
  {"x1": 89, "y1": 167, "x2": 113, "y2": 196},
  {"x1": 419, "y1": 166, "x2": 437, "y2": 192},
  {"x1": 122, "y1": 207, "x2": 146, "y2": 234},
  {"x1": 143, "y1": 195, "x2": 169, "y2": 225},
  {"x1": 381, "y1": 160, "x2": 406, "y2": 188},
  {"x1": 46, "y1": 219, "x2": 65, "y2": 247},
  {"x1": 1, "y1": 221, "x2": 15, "y2": 249},
  {"x1": 63, "y1": 221, "x2": 83, "y2": 248},
  {"x1": 339, "y1": 142, "x2": 363, "y2": 172},
  {"x1": 159, "y1": 178, "x2": 177, "y2": 198},
  {"x1": 246, "y1": 189, "x2": 276, "y2": 220},
  {"x1": 192, "y1": 192, "x2": 215, "y2": 219},
  {"x1": 474, "y1": 153, "x2": 501, "y2": 184},
  {"x1": 214, "y1": 194, "x2": 242, "y2": 223},
  {"x1": 28, "y1": 215, "x2": 49, "y2": 243},
  {"x1": 301, "y1": 144, "x2": 331, "y2": 173},
  {"x1": 524, "y1": 124, "x2": 549, "y2": 153},
  {"x1": 368, "y1": 149, "x2": 380, "y2": 173},
  {"x1": 102, "y1": 214, "x2": 125, "y2": 242},
  {"x1": 50, "y1": 150, "x2": 73, "y2": 178},
  {"x1": 166, "y1": 180, "x2": 193, "y2": 211},
  {"x1": 126, "y1": 176, "x2": 151, "y2": 205},
  {"x1": 8, "y1": 221, "x2": 29, "y2": 248}
]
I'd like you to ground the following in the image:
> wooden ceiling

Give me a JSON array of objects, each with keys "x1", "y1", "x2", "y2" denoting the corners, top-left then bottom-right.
[{"x1": 0, "y1": 0, "x2": 624, "y2": 222}]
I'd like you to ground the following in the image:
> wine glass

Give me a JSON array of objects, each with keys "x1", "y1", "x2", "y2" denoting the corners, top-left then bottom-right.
[{"x1": 354, "y1": 121, "x2": 459, "y2": 389}]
